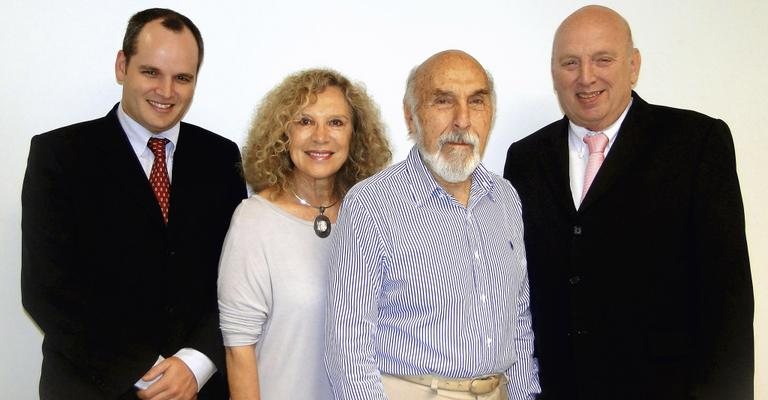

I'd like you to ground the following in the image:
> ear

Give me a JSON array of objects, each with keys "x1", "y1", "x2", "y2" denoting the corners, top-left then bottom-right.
[
  {"x1": 115, "y1": 50, "x2": 127, "y2": 84},
  {"x1": 404, "y1": 102, "x2": 416, "y2": 136},
  {"x1": 629, "y1": 48, "x2": 641, "y2": 86}
]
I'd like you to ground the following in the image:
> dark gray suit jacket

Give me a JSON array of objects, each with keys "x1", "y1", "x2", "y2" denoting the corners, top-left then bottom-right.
[
  {"x1": 504, "y1": 93, "x2": 753, "y2": 400},
  {"x1": 22, "y1": 105, "x2": 247, "y2": 399}
]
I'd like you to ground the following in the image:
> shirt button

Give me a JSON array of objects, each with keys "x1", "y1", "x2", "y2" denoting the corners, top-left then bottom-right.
[
  {"x1": 573, "y1": 226, "x2": 582, "y2": 235},
  {"x1": 474, "y1": 251, "x2": 480, "y2": 259},
  {"x1": 569, "y1": 276, "x2": 581, "y2": 285},
  {"x1": 486, "y1": 337, "x2": 493, "y2": 345},
  {"x1": 480, "y1": 294, "x2": 486, "y2": 302}
]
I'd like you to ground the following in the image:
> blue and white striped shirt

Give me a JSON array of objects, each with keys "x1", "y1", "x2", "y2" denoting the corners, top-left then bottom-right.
[{"x1": 325, "y1": 146, "x2": 540, "y2": 400}]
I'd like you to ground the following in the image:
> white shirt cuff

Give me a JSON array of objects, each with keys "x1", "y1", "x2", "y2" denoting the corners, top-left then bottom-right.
[{"x1": 174, "y1": 348, "x2": 217, "y2": 392}]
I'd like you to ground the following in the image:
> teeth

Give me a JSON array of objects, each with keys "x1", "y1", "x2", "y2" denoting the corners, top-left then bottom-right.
[
  {"x1": 577, "y1": 91, "x2": 602, "y2": 99},
  {"x1": 148, "y1": 100, "x2": 172, "y2": 109}
]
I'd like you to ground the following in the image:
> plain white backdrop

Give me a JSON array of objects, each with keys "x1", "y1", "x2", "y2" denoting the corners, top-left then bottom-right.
[{"x1": 2, "y1": 1, "x2": 766, "y2": 397}]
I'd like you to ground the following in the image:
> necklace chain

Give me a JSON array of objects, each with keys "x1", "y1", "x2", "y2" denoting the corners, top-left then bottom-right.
[{"x1": 290, "y1": 189, "x2": 339, "y2": 214}]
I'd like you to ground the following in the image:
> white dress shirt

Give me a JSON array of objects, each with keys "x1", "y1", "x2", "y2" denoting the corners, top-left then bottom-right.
[
  {"x1": 117, "y1": 104, "x2": 180, "y2": 180},
  {"x1": 568, "y1": 99, "x2": 633, "y2": 208}
]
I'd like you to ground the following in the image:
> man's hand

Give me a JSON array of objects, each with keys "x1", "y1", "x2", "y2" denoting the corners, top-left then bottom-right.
[{"x1": 136, "y1": 356, "x2": 198, "y2": 400}]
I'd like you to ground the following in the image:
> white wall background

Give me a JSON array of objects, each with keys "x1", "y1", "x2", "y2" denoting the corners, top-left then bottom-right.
[{"x1": 1, "y1": 0, "x2": 765, "y2": 398}]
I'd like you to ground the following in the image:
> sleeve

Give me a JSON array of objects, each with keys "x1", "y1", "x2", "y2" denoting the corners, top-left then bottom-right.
[
  {"x1": 689, "y1": 119, "x2": 754, "y2": 400},
  {"x1": 21, "y1": 133, "x2": 87, "y2": 343},
  {"x1": 217, "y1": 201, "x2": 273, "y2": 347},
  {"x1": 174, "y1": 348, "x2": 216, "y2": 392},
  {"x1": 324, "y1": 195, "x2": 388, "y2": 400},
  {"x1": 505, "y1": 270, "x2": 541, "y2": 400}
]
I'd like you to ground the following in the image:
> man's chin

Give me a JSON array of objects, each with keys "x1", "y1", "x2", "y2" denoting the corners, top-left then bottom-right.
[
  {"x1": 431, "y1": 158, "x2": 478, "y2": 184},
  {"x1": 441, "y1": 145, "x2": 474, "y2": 158}
]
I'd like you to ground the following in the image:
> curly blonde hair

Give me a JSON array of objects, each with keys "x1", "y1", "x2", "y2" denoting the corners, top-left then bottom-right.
[{"x1": 242, "y1": 68, "x2": 392, "y2": 196}]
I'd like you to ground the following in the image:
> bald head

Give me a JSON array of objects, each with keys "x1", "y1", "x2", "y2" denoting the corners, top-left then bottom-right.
[
  {"x1": 553, "y1": 5, "x2": 634, "y2": 62},
  {"x1": 404, "y1": 50, "x2": 494, "y2": 117},
  {"x1": 402, "y1": 50, "x2": 496, "y2": 187},
  {"x1": 550, "y1": 5, "x2": 641, "y2": 131}
]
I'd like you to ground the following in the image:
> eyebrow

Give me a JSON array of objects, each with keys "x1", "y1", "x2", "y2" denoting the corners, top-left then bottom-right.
[
  {"x1": 558, "y1": 50, "x2": 618, "y2": 59},
  {"x1": 431, "y1": 89, "x2": 455, "y2": 98},
  {"x1": 431, "y1": 88, "x2": 490, "y2": 97},
  {"x1": 138, "y1": 65, "x2": 195, "y2": 78},
  {"x1": 296, "y1": 112, "x2": 351, "y2": 120}
]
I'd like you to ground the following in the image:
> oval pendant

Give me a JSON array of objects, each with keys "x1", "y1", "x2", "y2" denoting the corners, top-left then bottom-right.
[{"x1": 314, "y1": 214, "x2": 331, "y2": 238}]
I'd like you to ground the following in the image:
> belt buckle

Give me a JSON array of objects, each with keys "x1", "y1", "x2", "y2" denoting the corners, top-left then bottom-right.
[{"x1": 469, "y1": 376, "x2": 497, "y2": 395}]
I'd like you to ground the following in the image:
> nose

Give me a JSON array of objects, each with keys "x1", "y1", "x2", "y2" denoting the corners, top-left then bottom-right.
[
  {"x1": 156, "y1": 77, "x2": 174, "y2": 98},
  {"x1": 312, "y1": 123, "x2": 330, "y2": 143},
  {"x1": 578, "y1": 62, "x2": 596, "y2": 86},
  {"x1": 453, "y1": 102, "x2": 471, "y2": 130}
]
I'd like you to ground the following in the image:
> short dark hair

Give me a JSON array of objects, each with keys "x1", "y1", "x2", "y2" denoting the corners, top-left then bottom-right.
[{"x1": 122, "y1": 8, "x2": 204, "y2": 71}]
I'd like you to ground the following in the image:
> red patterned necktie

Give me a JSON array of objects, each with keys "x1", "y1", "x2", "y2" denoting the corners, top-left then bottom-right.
[
  {"x1": 147, "y1": 137, "x2": 171, "y2": 224},
  {"x1": 581, "y1": 132, "x2": 608, "y2": 201}
]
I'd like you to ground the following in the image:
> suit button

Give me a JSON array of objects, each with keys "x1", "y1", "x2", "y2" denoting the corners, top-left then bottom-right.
[
  {"x1": 569, "y1": 276, "x2": 581, "y2": 285},
  {"x1": 573, "y1": 226, "x2": 582, "y2": 235},
  {"x1": 168, "y1": 250, "x2": 176, "y2": 256}
]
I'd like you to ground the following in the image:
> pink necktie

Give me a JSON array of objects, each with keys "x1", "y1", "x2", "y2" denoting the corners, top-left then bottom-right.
[
  {"x1": 581, "y1": 132, "x2": 608, "y2": 200},
  {"x1": 147, "y1": 137, "x2": 171, "y2": 224}
]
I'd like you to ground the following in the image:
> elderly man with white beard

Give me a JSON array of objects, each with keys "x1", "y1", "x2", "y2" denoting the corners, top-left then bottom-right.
[{"x1": 325, "y1": 50, "x2": 540, "y2": 400}]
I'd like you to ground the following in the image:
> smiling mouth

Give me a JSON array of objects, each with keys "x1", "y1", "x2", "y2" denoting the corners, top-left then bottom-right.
[
  {"x1": 306, "y1": 151, "x2": 334, "y2": 160},
  {"x1": 148, "y1": 100, "x2": 173, "y2": 111},
  {"x1": 577, "y1": 90, "x2": 605, "y2": 100}
]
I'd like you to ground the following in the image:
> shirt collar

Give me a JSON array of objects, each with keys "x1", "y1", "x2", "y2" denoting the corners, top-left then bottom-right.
[
  {"x1": 405, "y1": 145, "x2": 496, "y2": 207},
  {"x1": 568, "y1": 97, "x2": 633, "y2": 149},
  {"x1": 117, "y1": 102, "x2": 180, "y2": 157}
]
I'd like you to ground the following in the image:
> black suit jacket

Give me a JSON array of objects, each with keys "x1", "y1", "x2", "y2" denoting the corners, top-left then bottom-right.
[
  {"x1": 504, "y1": 93, "x2": 753, "y2": 400},
  {"x1": 21, "y1": 105, "x2": 247, "y2": 399}
]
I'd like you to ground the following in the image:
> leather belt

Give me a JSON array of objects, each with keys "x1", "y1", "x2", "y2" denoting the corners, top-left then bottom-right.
[{"x1": 398, "y1": 374, "x2": 502, "y2": 395}]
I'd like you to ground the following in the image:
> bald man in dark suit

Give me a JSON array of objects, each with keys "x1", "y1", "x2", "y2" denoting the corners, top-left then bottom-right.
[{"x1": 504, "y1": 6, "x2": 753, "y2": 400}]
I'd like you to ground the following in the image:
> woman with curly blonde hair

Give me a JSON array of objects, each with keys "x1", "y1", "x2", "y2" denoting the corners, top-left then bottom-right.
[{"x1": 217, "y1": 68, "x2": 391, "y2": 399}]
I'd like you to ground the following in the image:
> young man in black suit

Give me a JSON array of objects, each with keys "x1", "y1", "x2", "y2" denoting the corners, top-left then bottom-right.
[
  {"x1": 504, "y1": 5, "x2": 753, "y2": 400},
  {"x1": 21, "y1": 8, "x2": 247, "y2": 399}
]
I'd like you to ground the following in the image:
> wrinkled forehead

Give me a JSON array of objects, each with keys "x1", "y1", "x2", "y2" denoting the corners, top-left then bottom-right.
[{"x1": 418, "y1": 55, "x2": 490, "y2": 95}]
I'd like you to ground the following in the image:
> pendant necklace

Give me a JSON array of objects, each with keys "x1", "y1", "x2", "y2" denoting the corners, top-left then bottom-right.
[{"x1": 291, "y1": 189, "x2": 338, "y2": 238}]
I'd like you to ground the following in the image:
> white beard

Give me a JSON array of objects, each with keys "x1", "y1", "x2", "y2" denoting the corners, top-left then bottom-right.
[{"x1": 414, "y1": 124, "x2": 482, "y2": 183}]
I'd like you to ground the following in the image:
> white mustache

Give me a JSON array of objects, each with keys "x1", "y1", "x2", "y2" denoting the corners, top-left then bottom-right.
[{"x1": 438, "y1": 130, "x2": 479, "y2": 148}]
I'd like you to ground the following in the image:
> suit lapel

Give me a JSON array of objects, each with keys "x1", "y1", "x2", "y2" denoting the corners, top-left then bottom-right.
[
  {"x1": 579, "y1": 93, "x2": 654, "y2": 211},
  {"x1": 166, "y1": 124, "x2": 195, "y2": 231},
  {"x1": 98, "y1": 106, "x2": 166, "y2": 224},
  {"x1": 538, "y1": 118, "x2": 578, "y2": 215}
]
